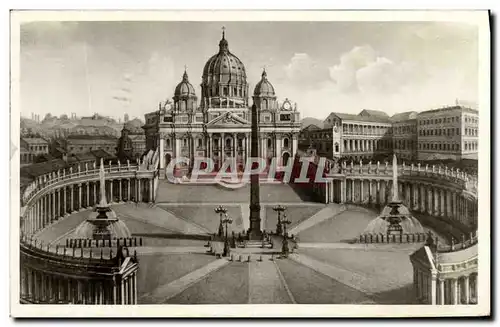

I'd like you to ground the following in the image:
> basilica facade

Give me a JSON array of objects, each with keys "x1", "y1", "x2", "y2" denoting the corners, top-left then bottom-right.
[{"x1": 143, "y1": 31, "x2": 301, "y2": 178}]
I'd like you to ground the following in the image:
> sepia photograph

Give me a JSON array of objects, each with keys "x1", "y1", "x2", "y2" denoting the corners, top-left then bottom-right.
[{"x1": 9, "y1": 10, "x2": 490, "y2": 317}]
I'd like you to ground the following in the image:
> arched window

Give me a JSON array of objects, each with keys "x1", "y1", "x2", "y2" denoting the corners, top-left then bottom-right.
[
  {"x1": 226, "y1": 138, "x2": 231, "y2": 148},
  {"x1": 283, "y1": 138, "x2": 289, "y2": 148},
  {"x1": 166, "y1": 139, "x2": 171, "y2": 148},
  {"x1": 267, "y1": 138, "x2": 272, "y2": 148},
  {"x1": 262, "y1": 99, "x2": 268, "y2": 110},
  {"x1": 335, "y1": 143, "x2": 339, "y2": 153},
  {"x1": 198, "y1": 139, "x2": 202, "y2": 148}
]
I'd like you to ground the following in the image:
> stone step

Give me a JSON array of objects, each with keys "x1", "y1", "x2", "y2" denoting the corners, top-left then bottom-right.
[{"x1": 244, "y1": 240, "x2": 272, "y2": 248}]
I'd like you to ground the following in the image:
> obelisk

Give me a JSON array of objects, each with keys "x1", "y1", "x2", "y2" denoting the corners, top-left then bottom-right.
[
  {"x1": 391, "y1": 154, "x2": 401, "y2": 204},
  {"x1": 96, "y1": 158, "x2": 113, "y2": 219},
  {"x1": 248, "y1": 104, "x2": 263, "y2": 240}
]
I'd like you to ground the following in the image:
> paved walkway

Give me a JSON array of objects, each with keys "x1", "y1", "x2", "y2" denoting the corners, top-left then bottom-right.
[
  {"x1": 139, "y1": 259, "x2": 230, "y2": 303},
  {"x1": 289, "y1": 204, "x2": 345, "y2": 235},
  {"x1": 136, "y1": 205, "x2": 210, "y2": 234},
  {"x1": 289, "y1": 253, "x2": 374, "y2": 296},
  {"x1": 154, "y1": 202, "x2": 324, "y2": 206},
  {"x1": 135, "y1": 246, "x2": 208, "y2": 255},
  {"x1": 248, "y1": 257, "x2": 294, "y2": 304},
  {"x1": 298, "y1": 242, "x2": 422, "y2": 253}
]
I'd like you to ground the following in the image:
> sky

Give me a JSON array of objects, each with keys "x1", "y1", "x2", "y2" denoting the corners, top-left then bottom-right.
[{"x1": 19, "y1": 21, "x2": 478, "y2": 120}]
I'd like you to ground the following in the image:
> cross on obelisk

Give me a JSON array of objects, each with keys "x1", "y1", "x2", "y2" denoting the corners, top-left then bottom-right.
[{"x1": 222, "y1": 26, "x2": 226, "y2": 38}]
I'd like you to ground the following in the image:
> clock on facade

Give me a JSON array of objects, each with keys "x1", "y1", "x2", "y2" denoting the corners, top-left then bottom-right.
[{"x1": 283, "y1": 101, "x2": 291, "y2": 110}]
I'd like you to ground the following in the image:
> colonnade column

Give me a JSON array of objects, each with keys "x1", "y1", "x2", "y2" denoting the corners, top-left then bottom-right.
[
  {"x1": 149, "y1": 179, "x2": 153, "y2": 203},
  {"x1": 452, "y1": 278, "x2": 459, "y2": 304},
  {"x1": 47, "y1": 194, "x2": 51, "y2": 223},
  {"x1": 127, "y1": 179, "x2": 131, "y2": 202},
  {"x1": 376, "y1": 180, "x2": 380, "y2": 205},
  {"x1": 454, "y1": 192, "x2": 458, "y2": 219},
  {"x1": 433, "y1": 187, "x2": 439, "y2": 216},
  {"x1": 86, "y1": 182, "x2": 90, "y2": 207},
  {"x1": 221, "y1": 132, "x2": 225, "y2": 165},
  {"x1": 440, "y1": 189, "x2": 445, "y2": 216},
  {"x1": 419, "y1": 184, "x2": 424, "y2": 213},
  {"x1": 367, "y1": 180, "x2": 372, "y2": 204},
  {"x1": 52, "y1": 191, "x2": 56, "y2": 221},
  {"x1": 351, "y1": 179, "x2": 354, "y2": 203},
  {"x1": 208, "y1": 133, "x2": 213, "y2": 161},
  {"x1": 118, "y1": 179, "x2": 123, "y2": 202},
  {"x1": 78, "y1": 184, "x2": 82, "y2": 210},
  {"x1": 62, "y1": 187, "x2": 67, "y2": 216},
  {"x1": 439, "y1": 279, "x2": 445, "y2": 304},
  {"x1": 360, "y1": 180, "x2": 364, "y2": 204},
  {"x1": 138, "y1": 179, "x2": 142, "y2": 203},
  {"x1": 412, "y1": 183, "x2": 418, "y2": 211},
  {"x1": 42, "y1": 195, "x2": 46, "y2": 227},
  {"x1": 431, "y1": 274, "x2": 437, "y2": 305},
  {"x1": 464, "y1": 275, "x2": 470, "y2": 304},
  {"x1": 70, "y1": 185, "x2": 74, "y2": 212},
  {"x1": 109, "y1": 180, "x2": 114, "y2": 203}
]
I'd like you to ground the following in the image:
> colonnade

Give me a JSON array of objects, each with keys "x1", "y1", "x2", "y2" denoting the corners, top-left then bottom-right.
[
  {"x1": 321, "y1": 178, "x2": 477, "y2": 228},
  {"x1": 159, "y1": 132, "x2": 298, "y2": 174},
  {"x1": 20, "y1": 259, "x2": 138, "y2": 305},
  {"x1": 20, "y1": 166, "x2": 148, "y2": 304},
  {"x1": 414, "y1": 267, "x2": 478, "y2": 304},
  {"x1": 342, "y1": 138, "x2": 392, "y2": 154},
  {"x1": 22, "y1": 176, "x2": 156, "y2": 236}
]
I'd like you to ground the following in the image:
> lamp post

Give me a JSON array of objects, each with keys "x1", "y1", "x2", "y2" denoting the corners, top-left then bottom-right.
[
  {"x1": 272, "y1": 204, "x2": 286, "y2": 235},
  {"x1": 214, "y1": 205, "x2": 227, "y2": 238},
  {"x1": 281, "y1": 213, "x2": 291, "y2": 257},
  {"x1": 222, "y1": 214, "x2": 233, "y2": 257}
]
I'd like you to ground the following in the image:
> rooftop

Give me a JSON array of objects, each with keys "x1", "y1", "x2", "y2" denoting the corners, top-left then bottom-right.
[
  {"x1": 390, "y1": 111, "x2": 418, "y2": 122},
  {"x1": 417, "y1": 105, "x2": 479, "y2": 117},
  {"x1": 328, "y1": 112, "x2": 391, "y2": 124},
  {"x1": 67, "y1": 134, "x2": 118, "y2": 141},
  {"x1": 359, "y1": 109, "x2": 389, "y2": 118},
  {"x1": 21, "y1": 137, "x2": 48, "y2": 144}
]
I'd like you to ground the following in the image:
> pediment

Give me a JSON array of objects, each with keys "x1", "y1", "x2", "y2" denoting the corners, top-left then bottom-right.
[{"x1": 207, "y1": 112, "x2": 250, "y2": 127}]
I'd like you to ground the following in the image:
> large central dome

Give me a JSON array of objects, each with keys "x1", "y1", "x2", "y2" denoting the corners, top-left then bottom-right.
[{"x1": 201, "y1": 30, "x2": 249, "y2": 108}]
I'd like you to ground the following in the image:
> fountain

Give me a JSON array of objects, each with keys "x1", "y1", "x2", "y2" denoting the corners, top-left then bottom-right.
[
  {"x1": 362, "y1": 154, "x2": 424, "y2": 236},
  {"x1": 73, "y1": 158, "x2": 131, "y2": 240}
]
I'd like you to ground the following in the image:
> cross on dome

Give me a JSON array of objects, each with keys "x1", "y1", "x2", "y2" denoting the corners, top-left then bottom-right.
[
  {"x1": 219, "y1": 26, "x2": 229, "y2": 52},
  {"x1": 182, "y1": 65, "x2": 189, "y2": 81}
]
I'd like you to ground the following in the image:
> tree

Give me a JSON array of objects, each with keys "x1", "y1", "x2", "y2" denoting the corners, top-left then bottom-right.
[
  {"x1": 59, "y1": 114, "x2": 69, "y2": 120},
  {"x1": 43, "y1": 113, "x2": 52, "y2": 122}
]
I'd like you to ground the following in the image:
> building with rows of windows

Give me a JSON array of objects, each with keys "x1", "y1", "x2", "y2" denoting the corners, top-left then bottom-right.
[
  {"x1": 416, "y1": 106, "x2": 478, "y2": 161},
  {"x1": 20, "y1": 137, "x2": 49, "y2": 165},
  {"x1": 301, "y1": 105, "x2": 478, "y2": 162}
]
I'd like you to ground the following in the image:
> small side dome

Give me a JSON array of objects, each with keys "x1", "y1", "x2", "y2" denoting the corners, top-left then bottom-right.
[
  {"x1": 253, "y1": 69, "x2": 275, "y2": 97},
  {"x1": 174, "y1": 70, "x2": 196, "y2": 98}
]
